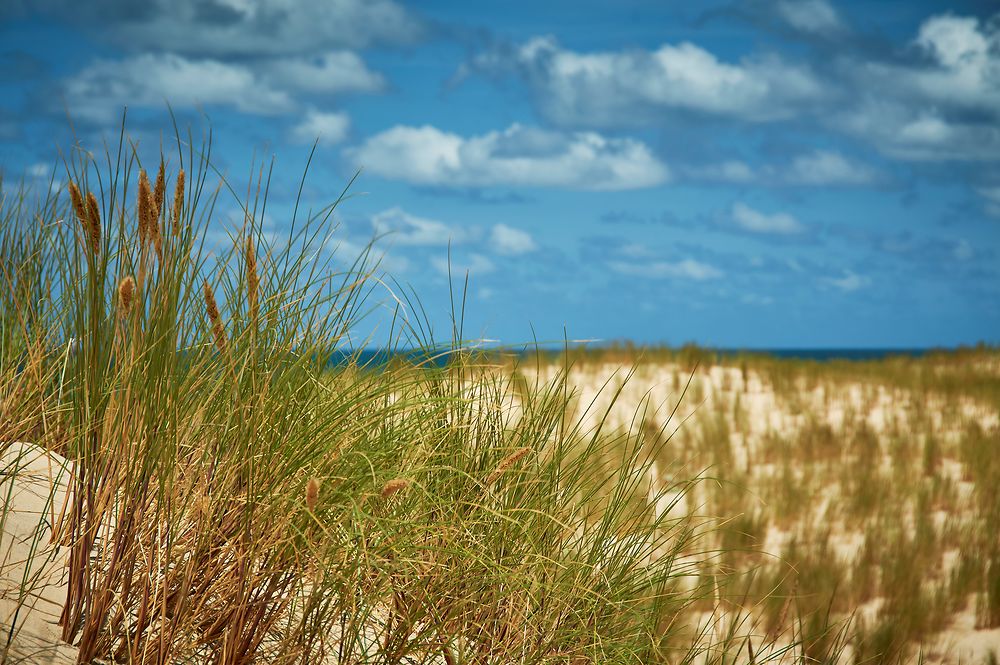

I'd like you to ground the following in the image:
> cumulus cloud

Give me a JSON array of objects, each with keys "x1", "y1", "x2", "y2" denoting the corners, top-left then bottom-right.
[
  {"x1": 838, "y1": 14, "x2": 1000, "y2": 160},
  {"x1": 264, "y1": 52, "x2": 385, "y2": 95},
  {"x1": 466, "y1": 36, "x2": 827, "y2": 127},
  {"x1": 774, "y1": 0, "x2": 843, "y2": 35},
  {"x1": 784, "y1": 150, "x2": 879, "y2": 185},
  {"x1": 64, "y1": 54, "x2": 294, "y2": 122},
  {"x1": 371, "y1": 207, "x2": 469, "y2": 246},
  {"x1": 731, "y1": 202, "x2": 804, "y2": 234},
  {"x1": 8, "y1": 0, "x2": 422, "y2": 55},
  {"x1": 609, "y1": 258, "x2": 723, "y2": 280},
  {"x1": 349, "y1": 123, "x2": 669, "y2": 190},
  {"x1": 490, "y1": 224, "x2": 537, "y2": 255},
  {"x1": 837, "y1": 102, "x2": 1000, "y2": 161},
  {"x1": 292, "y1": 109, "x2": 350, "y2": 145},
  {"x1": 62, "y1": 49, "x2": 386, "y2": 123},
  {"x1": 910, "y1": 15, "x2": 1000, "y2": 111},
  {"x1": 686, "y1": 150, "x2": 878, "y2": 185},
  {"x1": 431, "y1": 254, "x2": 496, "y2": 277}
]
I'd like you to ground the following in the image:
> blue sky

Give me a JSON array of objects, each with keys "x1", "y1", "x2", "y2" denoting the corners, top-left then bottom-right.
[{"x1": 1, "y1": 0, "x2": 998, "y2": 348}]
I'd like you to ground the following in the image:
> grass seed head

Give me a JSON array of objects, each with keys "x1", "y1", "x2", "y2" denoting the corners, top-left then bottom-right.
[
  {"x1": 246, "y1": 235, "x2": 259, "y2": 323},
  {"x1": 68, "y1": 182, "x2": 87, "y2": 227},
  {"x1": 306, "y1": 477, "x2": 320, "y2": 511},
  {"x1": 138, "y1": 170, "x2": 152, "y2": 245},
  {"x1": 68, "y1": 182, "x2": 100, "y2": 255},
  {"x1": 84, "y1": 191, "x2": 101, "y2": 254},
  {"x1": 487, "y1": 447, "x2": 533, "y2": 485},
  {"x1": 154, "y1": 162, "x2": 165, "y2": 216},
  {"x1": 117, "y1": 276, "x2": 136, "y2": 315},
  {"x1": 381, "y1": 478, "x2": 409, "y2": 499},
  {"x1": 138, "y1": 170, "x2": 162, "y2": 259},
  {"x1": 203, "y1": 280, "x2": 227, "y2": 353},
  {"x1": 172, "y1": 168, "x2": 185, "y2": 235}
]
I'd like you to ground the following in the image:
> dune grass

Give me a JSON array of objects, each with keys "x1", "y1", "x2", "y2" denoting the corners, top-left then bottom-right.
[
  {"x1": 520, "y1": 342, "x2": 1000, "y2": 664},
  {"x1": 0, "y1": 128, "x2": 843, "y2": 664},
  {"x1": 5, "y1": 125, "x2": 995, "y2": 664}
]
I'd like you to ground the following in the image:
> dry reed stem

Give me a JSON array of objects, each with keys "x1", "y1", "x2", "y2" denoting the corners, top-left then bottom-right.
[
  {"x1": 487, "y1": 447, "x2": 532, "y2": 485},
  {"x1": 245, "y1": 235, "x2": 259, "y2": 324},
  {"x1": 172, "y1": 168, "x2": 185, "y2": 235},
  {"x1": 306, "y1": 477, "x2": 320, "y2": 511},
  {"x1": 381, "y1": 478, "x2": 409, "y2": 499},
  {"x1": 203, "y1": 280, "x2": 227, "y2": 353}
]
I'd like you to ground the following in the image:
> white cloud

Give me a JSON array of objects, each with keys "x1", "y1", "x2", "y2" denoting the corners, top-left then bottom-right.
[
  {"x1": 837, "y1": 102, "x2": 1000, "y2": 161},
  {"x1": 431, "y1": 253, "x2": 496, "y2": 277},
  {"x1": 349, "y1": 123, "x2": 669, "y2": 190},
  {"x1": 774, "y1": 0, "x2": 843, "y2": 35},
  {"x1": 827, "y1": 270, "x2": 870, "y2": 292},
  {"x1": 784, "y1": 150, "x2": 879, "y2": 185},
  {"x1": 292, "y1": 109, "x2": 350, "y2": 145},
  {"x1": 264, "y1": 52, "x2": 385, "y2": 94},
  {"x1": 685, "y1": 160, "x2": 756, "y2": 183},
  {"x1": 732, "y1": 202, "x2": 804, "y2": 234},
  {"x1": 978, "y1": 186, "x2": 1000, "y2": 217},
  {"x1": 911, "y1": 14, "x2": 999, "y2": 109},
  {"x1": 371, "y1": 207, "x2": 469, "y2": 246},
  {"x1": 838, "y1": 14, "x2": 1000, "y2": 161},
  {"x1": 686, "y1": 151, "x2": 878, "y2": 185},
  {"x1": 65, "y1": 54, "x2": 294, "y2": 122},
  {"x1": 471, "y1": 36, "x2": 826, "y2": 126},
  {"x1": 42, "y1": 0, "x2": 422, "y2": 55},
  {"x1": 490, "y1": 224, "x2": 537, "y2": 255},
  {"x1": 609, "y1": 258, "x2": 722, "y2": 281},
  {"x1": 64, "y1": 48, "x2": 388, "y2": 124},
  {"x1": 27, "y1": 163, "x2": 49, "y2": 178}
]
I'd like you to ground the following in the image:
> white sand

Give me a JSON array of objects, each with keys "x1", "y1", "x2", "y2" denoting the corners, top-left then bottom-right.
[{"x1": 1, "y1": 442, "x2": 78, "y2": 664}]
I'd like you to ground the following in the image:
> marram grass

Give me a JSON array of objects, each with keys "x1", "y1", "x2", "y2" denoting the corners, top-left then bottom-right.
[{"x1": 0, "y1": 127, "x2": 800, "y2": 664}]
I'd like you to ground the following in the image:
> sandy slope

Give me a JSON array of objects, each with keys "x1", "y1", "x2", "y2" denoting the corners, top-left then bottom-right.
[{"x1": 1, "y1": 442, "x2": 78, "y2": 663}]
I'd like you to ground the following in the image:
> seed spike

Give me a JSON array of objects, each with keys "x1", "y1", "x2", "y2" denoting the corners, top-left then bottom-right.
[
  {"x1": 203, "y1": 280, "x2": 227, "y2": 354},
  {"x1": 172, "y1": 168, "x2": 185, "y2": 235},
  {"x1": 84, "y1": 191, "x2": 101, "y2": 254},
  {"x1": 153, "y1": 162, "x2": 165, "y2": 218},
  {"x1": 68, "y1": 182, "x2": 87, "y2": 227},
  {"x1": 380, "y1": 478, "x2": 409, "y2": 499},
  {"x1": 306, "y1": 478, "x2": 320, "y2": 511},
  {"x1": 138, "y1": 170, "x2": 152, "y2": 247},
  {"x1": 487, "y1": 447, "x2": 533, "y2": 485},
  {"x1": 246, "y1": 235, "x2": 259, "y2": 324}
]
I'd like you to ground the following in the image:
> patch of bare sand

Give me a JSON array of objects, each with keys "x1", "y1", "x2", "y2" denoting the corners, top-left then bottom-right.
[{"x1": 1, "y1": 442, "x2": 78, "y2": 664}]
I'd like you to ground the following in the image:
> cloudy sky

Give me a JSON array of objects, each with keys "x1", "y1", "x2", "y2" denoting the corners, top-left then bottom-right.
[{"x1": 1, "y1": 0, "x2": 998, "y2": 348}]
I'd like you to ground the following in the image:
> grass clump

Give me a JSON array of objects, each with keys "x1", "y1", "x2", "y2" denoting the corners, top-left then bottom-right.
[{"x1": 0, "y1": 128, "x2": 723, "y2": 664}]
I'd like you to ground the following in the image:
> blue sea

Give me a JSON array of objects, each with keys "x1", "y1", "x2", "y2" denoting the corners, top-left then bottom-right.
[{"x1": 332, "y1": 347, "x2": 936, "y2": 368}]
